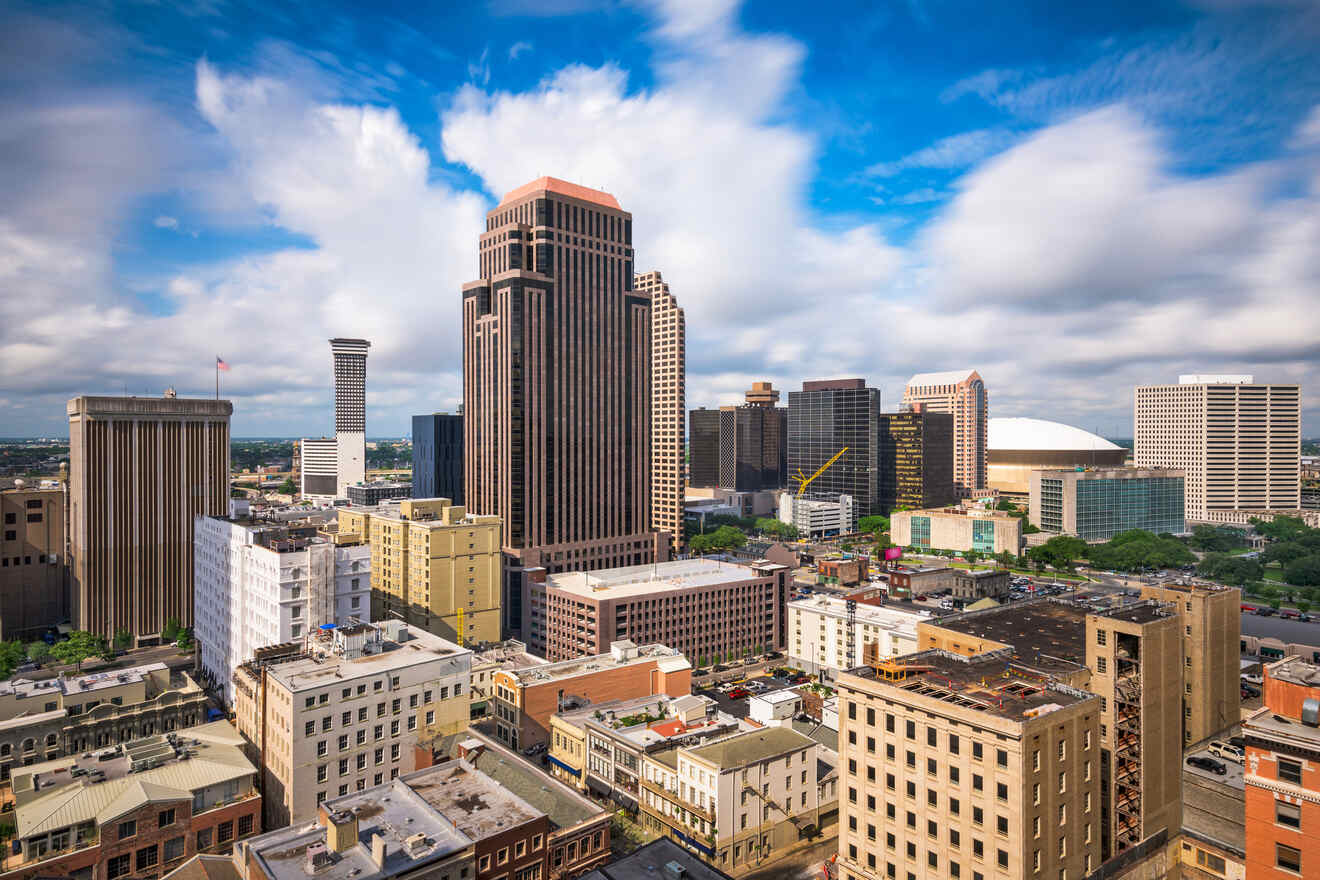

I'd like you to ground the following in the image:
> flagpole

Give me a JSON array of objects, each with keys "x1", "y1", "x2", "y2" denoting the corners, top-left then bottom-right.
[{"x1": 215, "y1": 356, "x2": 219, "y2": 400}]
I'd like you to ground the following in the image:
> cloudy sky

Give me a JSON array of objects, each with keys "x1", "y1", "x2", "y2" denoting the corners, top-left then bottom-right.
[{"x1": 2, "y1": 0, "x2": 1319, "y2": 439}]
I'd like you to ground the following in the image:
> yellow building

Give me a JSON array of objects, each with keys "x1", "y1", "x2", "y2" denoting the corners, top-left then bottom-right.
[{"x1": 338, "y1": 498, "x2": 501, "y2": 645}]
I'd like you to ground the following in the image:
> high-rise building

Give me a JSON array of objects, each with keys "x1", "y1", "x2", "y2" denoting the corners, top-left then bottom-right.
[
  {"x1": 0, "y1": 481, "x2": 69, "y2": 641},
  {"x1": 68, "y1": 393, "x2": 231, "y2": 644},
  {"x1": 331, "y1": 338, "x2": 370, "y2": 496},
  {"x1": 877, "y1": 409, "x2": 955, "y2": 512},
  {"x1": 411, "y1": 412, "x2": 463, "y2": 503},
  {"x1": 1134, "y1": 375, "x2": 1300, "y2": 523},
  {"x1": 787, "y1": 379, "x2": 881, "y2": 515},
  {"x1": 690, "y1": 396, "x2": 789, "y2": 494},
  {"x1": 689, "y1": 408, "x2": 721, "y2": 488},
  {"x1": 298, "y1": 437, "x2": 339, "y2": 500},
  {"x1": 462, "y1": 177, "x2": 668, "y2": 636},
  {"x1": 637, "y1": 271, "x2": 686, "y2": 555},
  {"x1": 902, "y1": 369, "x2": 988, "y2": 496}
]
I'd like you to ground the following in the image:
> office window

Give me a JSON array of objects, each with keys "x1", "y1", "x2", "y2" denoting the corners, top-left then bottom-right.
[
  {"x1": 159, "y1": 808, "x2": 175, "y2": 827},
  {"x1": 928, "y1": 727, "x2": 938, "y2": 747},
  {"x1": 1277, "y1": 800, "x2": 1301, "y2": 829},
  {"x1": 118, "y1": 820, "x2": 137, "y2": 840},
  {"x1": 197, "y1": 828, "x2": 213, "y2": 850},
  {"x1": 137, "y1": 845, "x2": 159, "y2": 870},
  {"x1": 107, "y1": 854, "x2": 131, "y2": 879},
  {"x1": 997, "y1": 816, "x2": 1008, "y2": 835},
  {"x1": 996, "y1": 749, "x2": 1008, "y2": 767},
  {"x1": 997, "y1": 850, "x2": 1009, "y2": 869},
  {"x1": 1279, "y1": 759, "x2": 1303, "y2": 785},
  {"x1": 972, "y1": 741, "x2": 983, "y2": 760},
  {"x1": 239, "y1": 814, "x2": 254, "y2": 837},
  {"x1": 950, "y1": 734, "x2": 960, "y2": 754},
  {"x1": 164, "y1": 836, "x2": 186, "y2": 862}
]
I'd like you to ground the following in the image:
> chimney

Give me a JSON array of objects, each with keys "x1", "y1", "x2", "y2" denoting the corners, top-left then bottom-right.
[
  {"x1": 371, "y1": 833, "x2": 387, "y2": 869},
  {"x1": 323, "y1": 809, "x2": 358, "y2": 854}
]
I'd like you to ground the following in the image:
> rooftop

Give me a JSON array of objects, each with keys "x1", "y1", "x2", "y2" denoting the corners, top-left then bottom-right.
[
  {"x1": 684, "y1": 727, "x2": 815, "y2": 770},
  {"x1": 578, "y1": 837, "x2": 734, "y2": 880},
  {"x1": 499, "y1": 177, "x2": 622, "y2": 211},
  {"x1": 1181, "y1": 765, "x2": 1244, "y2": 856},
  {"x1": 502, "y1": 642, "x2": 688, "y2": 687},
  {"x1": 987, "y1": 417, "x2": 1121, "y2": 452},
  {"x1": 906, "y1": 369, "x2": 977, "y2": 388},
  {"x1": 1266, "y1": 656, "x2": 1320, "y2": 688},
  {"x1": 0, "y1": 662, "x2": 170, "y2": 704},
  {"x1": 558, "y1": 694, "x2": 738, "y2": 751},
  {"x1": 789, "y1": 595, "x2": 929, "y2": 629},
  {"x1": 162, "y1": 854, "x2": 242, "y2": 880},
  {"x1": 545, "y1": 558, "x2": 785, "y2": 600},
  {"x1": 405, "y1": 760, "x2": 543, "y2": 839},
  {"x1": 471, "y1": 640, "x2": 545, "y2": 671},
  {"x1": 253, "y1": 624, "x2": 469, "y2": 693}
]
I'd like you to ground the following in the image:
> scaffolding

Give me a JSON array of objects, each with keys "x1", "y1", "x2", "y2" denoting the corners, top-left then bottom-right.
[{"x1": 1111, "y1": 632, "x2": 1144, "y2": 853}]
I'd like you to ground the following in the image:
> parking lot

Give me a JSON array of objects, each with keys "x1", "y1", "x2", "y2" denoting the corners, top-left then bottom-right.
[
  {"x1": 695, "y1": 670, "x2": 820, "y2": 719},
  {"x1": 1184, "y1": 745, "x2": 1245, "y2": 786}
]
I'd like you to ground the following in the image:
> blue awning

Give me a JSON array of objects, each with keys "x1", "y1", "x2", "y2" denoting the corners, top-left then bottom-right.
[
  {"x1": 546, "y1": 754, "x2": 580, "y2": 777},
  {"x1": 676, "y1": 830, "x2": 715, "y2": 857}
]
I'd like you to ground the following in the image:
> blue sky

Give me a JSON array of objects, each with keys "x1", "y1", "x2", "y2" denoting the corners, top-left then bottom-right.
[{"x1": 1, "y1": 0, "x2": 1318, "y2": 438}]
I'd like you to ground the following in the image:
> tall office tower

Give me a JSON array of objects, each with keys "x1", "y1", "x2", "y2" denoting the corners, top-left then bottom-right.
[
  {"x1": 688, "y1": 408, "x2": 720, "y2": 488},
  {"x1": 412, "y1": 412, "x2": 464, "y2": 503},
  {"x1": 902, "y1": 369, "x2": 989, "y2": 496},
  {"x1": 68, "y1": 393, "x2": 231, "y2": 644},
  {"x1": 744, "y1": 381, "x2": 779, "y2": 407},
  {"x1": 0, "y1": 481, "x2": 70, "y2": 641},
  {"x1": 1134, "y1": 375, "x2": 1301, "y2": 523},
  {"x1": 688, "y1": 382, "x2": 789, "y2": 493},
  {"x1": 331, "y1": 338, "x2": 370, "y2": 496},
  {"x1": 877, "y1": 408, "x2": 955, "y2": 511},
  {"x1": 636, "y1": 270, "x2": 686, "y2": 555},
  {"x1": 787, "y1": 379, "x2": 881, "y2": 515}
]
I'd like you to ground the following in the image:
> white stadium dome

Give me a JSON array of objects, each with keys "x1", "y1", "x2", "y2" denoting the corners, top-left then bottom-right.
[{"x1": 988, "y1": 417, "x2": 1121, "y2": 452}]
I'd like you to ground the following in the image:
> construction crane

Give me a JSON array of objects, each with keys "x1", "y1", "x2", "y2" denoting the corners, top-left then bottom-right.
[{"x1": 793, "y1": 447, "x2": 849, "y2": 497}]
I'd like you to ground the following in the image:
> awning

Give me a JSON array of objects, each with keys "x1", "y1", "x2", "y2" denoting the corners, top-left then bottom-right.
[
  {"x1": 586, "y1": 776, "x2": 611, "y2": 798},
  {"x1": 675, "y1": 830, "x2": 715, "y2": 857},
  {"x1": 546, "y1": 754, "x2": 580, "y2": 777},
  {"x1": 612, "y1": 791, "x2": 637, "y2": 811}
]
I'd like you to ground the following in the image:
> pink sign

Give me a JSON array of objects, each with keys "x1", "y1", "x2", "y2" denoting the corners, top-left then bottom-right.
[{"x1": 884, "y1": 547, "x2": 903, "y2": 561}]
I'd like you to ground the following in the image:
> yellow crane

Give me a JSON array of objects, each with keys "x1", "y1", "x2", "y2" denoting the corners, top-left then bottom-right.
[{"x1": 793, "y1": 447, "x2": 848, "y2": 497}]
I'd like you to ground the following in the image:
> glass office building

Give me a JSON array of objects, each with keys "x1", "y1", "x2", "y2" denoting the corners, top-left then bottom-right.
[
  {"x1": 1029, "y1": 467, "x2": 1186, "y2": 542},
  {"x1": 787, "y1": 379, "x2": 881, "y2": 515}
]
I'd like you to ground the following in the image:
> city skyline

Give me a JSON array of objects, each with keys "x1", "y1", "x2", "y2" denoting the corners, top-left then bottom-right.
[{"x1": 2, "y1": 1, "x2": 1319, "y2": 439}]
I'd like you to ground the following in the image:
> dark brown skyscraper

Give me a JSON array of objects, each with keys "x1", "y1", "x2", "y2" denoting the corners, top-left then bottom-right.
[
  {"x1": 462, "y1": 178, "x2": 667, "y2": 634},
  {"x1": 878, "y1": 408, "x2": 956, "y2": 512}
]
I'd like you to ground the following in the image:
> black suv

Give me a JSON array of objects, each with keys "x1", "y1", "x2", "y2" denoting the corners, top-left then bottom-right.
[{"x1": 1186, "y1": 755, "x2": 1227, "y2": 775}]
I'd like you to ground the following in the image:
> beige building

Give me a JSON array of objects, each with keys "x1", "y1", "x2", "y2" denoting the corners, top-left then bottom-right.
[
  {"x1": 1134, "y1": 375, "x2": 1300, "y2": 523},
  {"x1": 0, "y1": 481, "x2": 69, "y2": 640},
  {"x1": 68, "y1": 393, "x2": 231, "y2": 644},
  {"x1": 1140, "y1": 583, "x2": 1241, "y2": 747},
  {"x1": 337, "y1": 498, "x2": 501, "y2": 645},
  {"x1": 787, "y1": 595, "x2": 927, "y2": 679},
  {"x1": 902, "y1": 370, "x2": 988, "y2": 495},
  {"x1": 890, "y1": 505, "x2": 1022, "y2": 556},
  {"x1": 835, "y1": 649, "x2": 1102, "y2": 880},
  {"x1": 638, "y1": 271, "x2": 686, "y2": 556},
  {"x1": 232, "y1": 620, "x2": 472, "y2": 827}
]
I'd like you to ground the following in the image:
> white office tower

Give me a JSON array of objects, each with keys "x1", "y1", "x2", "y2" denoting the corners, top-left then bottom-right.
[
  {"x1": 1134, "y1": 375, "x2": 1300, "y2": 523},
  {"x1": 331, "y1": 338, "x2": 370, "y2": 496},
  {"x1": 193, "y1": 514, "x2": 371, "y2": 705},
  {"x1": 298, "y1": 437, "x2": 339, "y2": 501}
]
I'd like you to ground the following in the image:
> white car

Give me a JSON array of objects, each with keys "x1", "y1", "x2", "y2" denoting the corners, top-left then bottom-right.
[{"x1": 1241, "y1": 673, "x2": 1264, "y2": 685}]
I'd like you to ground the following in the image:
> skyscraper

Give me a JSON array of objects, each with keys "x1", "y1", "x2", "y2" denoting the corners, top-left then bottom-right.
[
  {"x1": 412, "y1": 412, "x2": 464, "y2": 503},
  {"x1": 1134, "y1": 375, "x2": 1300, "y2": 523},
  {"x1": 331, "y1": 337, "x2": 370, "y2": 495},
  {"x1": 902, "y1": 369, "x2": 988, "y2": 496},
  {"x1": 877, "y1": 408, "x2": 955, "y2": 511},
  {"x1": 688, "y1": 408, "x2": 720, "y2": 488},
  {"x1": 689, "y1": 382, "x2": 788, "y2": 493},
  {"x1": 787, "y1": 379, "x2": 881, "y2": 515},
  {"x1": 462, "y1": 177, "x2": 668, "y2": 636},
  {"x1": 636, "y1": 270, "x2": 686, "y2": 555},
  {"x1": 68, "y1": 392, "x2": 230, "y2": 644}
]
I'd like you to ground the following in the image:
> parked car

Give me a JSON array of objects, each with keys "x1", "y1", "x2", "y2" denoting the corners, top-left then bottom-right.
[
  {"x1": 1208, "y1": 741, "x2": 1244, "y2": 764},
  {"x1": 728, "y1": 688, "x2": 750, "y2": 700},
  {"x1": 1241, "y1": 683, "x2": 1261, "y2": 698},
  {"x1": 789, "y1": 675, "x2": 809, "y2": 685},
  {"x1": 1186, "y1": 755, "x2": 1227, "y2": 775},
  {"x1": 1242, "y1": 673, "x2": 1264, "y2": 685}
]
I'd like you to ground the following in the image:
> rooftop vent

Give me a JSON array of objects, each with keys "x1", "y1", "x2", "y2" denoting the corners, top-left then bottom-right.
[
  {"x1": 1303, "y1": 698, "x2": 1319, "y2": 728},
  {"x1": 663, "y1": 861, "x2": 688, "y2": 879}
]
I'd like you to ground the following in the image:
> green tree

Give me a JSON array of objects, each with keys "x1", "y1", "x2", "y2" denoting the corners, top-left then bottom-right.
[
  {"x1": 51, "y1": 631, "x2": 103, "y2": 672},
  {"x1": 1196, "y1": 553, "x2": 1263, "y2": 586},
  {"x1": 277, "y1": 477, "x2": 298, "y2": 495},
  {"x1": 1263, "y1": 542, "x2": 1314, "y2": 567},
  {"x1": 25, "y1": 642, "x2": 50, "y2": 665},
  {"x1": 1249, "y1": 515, "x2": 1314, "y2": 543},
  {"x1": 1022, "y1": 523, "x2": 1041, "y2": 535},
  {"x1": 1284, "y1": 555, "x2": 1320, "y2": 588},
  {"x1": 859, "y1": 515, "x2": 890, "y2": 535},
  {"x1": 995, "y1": 499, "x2": 1018, "y2": 512},
  {"x1": 1297, "y1": 600, "x2": 1312, "y2": 615},
  {"x1": 1269, "y1": 597, "x2": 1282, "y2": 611},
  {"x1": 162, "y1": 618, "x2": 181, "y2": 642},
  {"x1": 964, "y1": 550, "x2": 981, "y2": 566},
  {"x1": 113, "y1": 629, "x2": 132, "y2": 653},
  {"x1": 994, "y1": 550, "x2": 1014, "y2": 569},
  {"x1": 1188, "y1": 525, "x2": 1247, "y2": 553},
  {"x1": 0, "y1": 641, "x2": 26, "y2": 679},
  {"x1": 1027, "y1": 536, "x2": 1089, "y2": 571},
  {"x1": 176, "y1": 629, "x2": 194, "y2": 653},
  {"x1": 698, "y1": 655, "x2": 708, "y2": 669}
]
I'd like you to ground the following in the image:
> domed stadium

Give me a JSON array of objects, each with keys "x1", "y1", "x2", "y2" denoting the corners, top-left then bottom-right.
[{"x1": 987, "y1": 417, "x2": 1128, "y2": 499}]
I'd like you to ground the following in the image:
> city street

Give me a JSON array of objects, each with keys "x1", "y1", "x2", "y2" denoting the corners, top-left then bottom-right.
[{"x1": 741, "y1": 837, "x2": 839, "y2": 880}]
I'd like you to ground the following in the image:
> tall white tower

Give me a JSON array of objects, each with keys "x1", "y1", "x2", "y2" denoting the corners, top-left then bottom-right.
[{"x1": 330, "y1": 338, "x2": 371, "y2": 496}]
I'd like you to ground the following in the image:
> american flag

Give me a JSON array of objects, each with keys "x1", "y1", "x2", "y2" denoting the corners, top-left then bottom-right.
[{"x1": 216, "y1": 356, "x2": 230, "y2": 372}]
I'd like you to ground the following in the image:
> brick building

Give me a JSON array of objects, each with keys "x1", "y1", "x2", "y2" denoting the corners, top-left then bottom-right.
[{"x1": 0, "y1": 481, "x2": 69, "y2": 641}]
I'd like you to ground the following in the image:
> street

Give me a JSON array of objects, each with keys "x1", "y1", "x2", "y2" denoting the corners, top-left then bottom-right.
[{"x1": 740, "y1": 837, "x2": 838, "y2": 880}]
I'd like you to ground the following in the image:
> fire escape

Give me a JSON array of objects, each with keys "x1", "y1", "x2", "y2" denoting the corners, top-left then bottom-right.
[{"x1": 1111, "y1": 632, "x2": 1143, "y2": 853}]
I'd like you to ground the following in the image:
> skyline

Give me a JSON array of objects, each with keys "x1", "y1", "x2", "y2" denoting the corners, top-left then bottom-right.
[{"x1": 2, "y1": 0, "x2": 1320, "y2": 437}]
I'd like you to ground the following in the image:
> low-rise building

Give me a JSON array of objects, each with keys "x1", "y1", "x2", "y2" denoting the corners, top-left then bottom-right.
[
  {"x1": 951, "y1": 568, "x2": 1011, "y2": 601},
  {"x1": 527, "y1": 558, "x2": 791, "y2": 664},
  {"x1": 816, "y1": 556, "x2": 867, "y2": 586},
  {"x1": 3, "y1": 721, "x2": 260, "y2": 880},
  {"x1": 344, "y1": 481, "x2": 412, "y2": 506},
  {"x1": 0, "y1": 663, "x2": 208, "y2": 782},
  {"x1": 1029, "y1": 466, "x2": 1186, "y2": 541},
  {"x1": 578, "y1": 837, "x2": 734, "y2": 880},
  {"x1": 891, "y1": 506, "x2": 1022, "y2": 555},
  {"x1": 1181, "y1": 754, "x2": 1245, "y2": 880},
  {"x1": 231, "y1": 620, "x2": 471, "y2": 827},
  {"x1": 638, "y1": 727, "x2": 838, "y2": 876},
  {"x1": 787, "y1": 595, "x2": 927, "y2": 679},
  {"x1": 491, "y1": 640, "x2": 690, "y2": 752},
  {"x1": 883, "y1": 565, "x2": 957, "y2": 600},
  {"x1": 468, "y1": 639, "x2": 544, "y2": 722},
  {"x1": 746, "y1": 690, "x2": 801, "y2": 727},
  {"x1": 777, "y1": 494, "x2": 855, "y2": 539}
]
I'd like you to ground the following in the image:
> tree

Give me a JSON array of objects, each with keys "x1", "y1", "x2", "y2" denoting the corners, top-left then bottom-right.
[
  {"x1": 1297, "y1": 600, "x2": 1312, "y2": 615},
  {"x1": 25, "y1": 642, "x2": 50, "y2": 665},
  {"x1": 1250, "y1": 515, "x2": 1314, "y2": 543},
  {"x1": 1022, "y1": 523, "x2": 1041, "y2": 535},
  {"x1": 277, "y1": 477, "x2": 298, "y2": 495},
  {"x1": 176, "y1": 629, "x2": 195, "y2": 653},
  {"x1": 859, "y1": 515, "x2": 890, "y2": 536},
  {"x1": 0, "y1": 641, "x2": 26, "y2": 679},
  {"x1": 995, "y1": 499, "x2": 1018, "y2": 512},
  {"x1": 1027, "y1": 536, "x2": 1089, "y2": 571},
  {"x1": 994, "y1": 550, "x2": 1014, "y2": 569},
  {"x1": 1196, "y1": 553, "x2": 1263, "y2": 587},
  {"x1": 964, "y1": 550, "x2": 981, "y2": 566},
  {"x1": 1263, "y1": 542, "x2": 1315, "y2": 567},
  {"x1": 1188, "y1": 525, "x2": 1247, "y2": 553},
  {"x1": 162, "y1": 618, "x2": 181, "y2": 642},
  {"x1": 1284, "y1": 555, "x2": 1320, "y2": 588},
  {"x1": 113, "y1": 629, "x2": 132, "y2": 653},
  {"x1": 51, "y1": 631, "x2": 103, "y2": 672}
]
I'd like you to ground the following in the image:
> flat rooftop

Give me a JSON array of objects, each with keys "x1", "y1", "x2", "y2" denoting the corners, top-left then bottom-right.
[
  {"x1": 563, "y1": 694, "x2": 737, "y2": 751},
  {"x1": 505, "y1": 643, "x2": 687, "y2": 686},
  {"x1": 847, "y1": 650, "x2": 1096, "y2": 722},
  {"x1": 0, "y1": 661, "x2": 170, "y2": 702},
  {"x1": 1182, "y1": 766, "x2": 1245, "y2": 856},
  {"x1": 685, "y1": 726, "x2": 815, "y2": 770},
  {"x1": 1098, "y1": 602, "x2": 1175, "y2": 625},
  {"x1": 546, "y1": 558, "x2": 785, "y2": 600},
  {"x1": 579, "y1": 837, "x2": 734, "y2": 880},
  {"x1": 926, "y1": 599, "x2": 1090, "y2": 669},
  {"x1": 790, "y1": 595, "x2": 929, "y2": 629},
  {"x1": 471, "y1": 641, "x2": 545, "y2": 671},
  {"x1": 406, "y1": 760, "x2": 543, "y2": 839},
  {"x1": 1266, "y1": 656, "x2": 1320, "y2": 688},
  {"x1": 260, "y1": 627, "x2": 469, "y2": 693}
]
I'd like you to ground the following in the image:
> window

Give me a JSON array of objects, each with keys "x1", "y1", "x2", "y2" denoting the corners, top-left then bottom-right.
[
  {"x1": 218, "y1": 821, "x2": 234, "y2": 843},
  {"x1": 928, "y1": 727, "x2": 938, "y2": 747},
  {"x1": 1277, "y1": 800, "x2": 1301, "y2": 829},
  {"x1": 997, "y1": 849, "x2": 1009, "y2": 869},
  {"x1": 1096, "y1": 657, "x2": 1107, "y2": 673},
  {"x1": 906, "y1": 720, "x2": 916, "y2": 739},
  {"x1": 1276, "y1": 844, "x2": 1301, "y2": 874},
  {"x1": 1279, "y1": 759, "x2": 1303, "y2": 785},
  {"x1": 972, "y1": 741, "x2": 983, "y2": 761},
  {"x1": 997, "y1": 782, "x2": 1008, "y2": 801},
  {"x1": 107, "y1": 854, "x2": 131, "y2": 879},
  {"x1": 119, "y1": 820, "x2": 137, "y2": 840},
  {"x1": 164, "y1": 836, "x2": 185, "y2": 862},
  {"x1": 949, "y1": 734, "x2": 960, "y2": 755},
  {"x1": 305, "y1": 720, "x2": 315, "y2": 736},
  {"x1": 239, "y1": 814, "x2": 254, "y2": 837},
  {"x1": 197, "y1": 828, "x2": 213, "y2": 850},
  {"x1": 1197, "y1": 849, "x2": 1226, "y2": 873},
  {"x1": 1096, "y1": 629, "x2": 1106, "y2": 645},
  {"x1": 159, "y1": 808, "x2": 175, "y2": 827},
  {"x1": 996, "y1": 749, "x2": 1007, "y2": 768},
  {"x1": 137, "y1": 844, "x2": 159, "y2": 870}
]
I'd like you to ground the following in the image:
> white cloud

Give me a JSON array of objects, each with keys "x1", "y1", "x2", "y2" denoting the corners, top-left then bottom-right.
[
  {"x1": 865, "y1": 128, "x2": 1016, "y2": 178},
  {"x1": 508, "y1": 41, "x2": 533, "y2": 61},
  {"x1": 154, "y1": 215, "x2": 179, "y2": 229}
]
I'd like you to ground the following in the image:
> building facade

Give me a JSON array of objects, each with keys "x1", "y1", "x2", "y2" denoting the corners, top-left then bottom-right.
[
  {"x1": 231, "y1": 622, "x2": 472, "y2": 827},
  {"x1": 68, "y1": 394, "x2": 231, "y2": 644},
  {"x1": 412, "y1": 413, "x2": 464, "y2": 504},
  {"x1": 690, "y1": 383, "x2": 789, "y2": 494},
  {"x1": 1134, "y1": 375, "x2": 1301, "y2": 522},
  {"x1": 787, "y1": 380, "x2": 881, "y2": 515},
  {"x1": 336, "y1": 498, "x2": 501, "y2": 645},
  {"x1": 689, "y1": 409, "x2": 721, "y2": 489},
  {"x1": 526, "y1": 558, "x2": 790, "y2": 663},
  {"x1": 987, "y1": 418, "x2": 1128, "y2": 501},
  {"x1": 890, "y1": 506, "x2": 1022, "y2": 556},
  {"x1": 193, "y1": 515, "x2": 372, "y2": 705},
  {"x1": 0, "y1": 481, "x2": 69, "y2": 641},
  {"x1": 778, "y1": 494, "x2": 855, "y2": 538},
  {"x1": 877, "y1": 410, "x2": 955, "y2": 513},
  {"x1": 298, "y1": 438, "x2": 339, "y2": 500},
  {"x1": 637, "y1": 271, "x2": 686, "y2": 556},
  {"x1": 902, "y1": 370, "x2": 989, "y2": 496},
  {"x1": 787, "y1": 596, "x2": 926, "y2": 678},
  {"x1": 331, "y1": 338, "x2": 370, "y2": 497},
  {"x1": 1029, "y1": 467, "x2": 1186, "y2": 542},
  {"x1": 345, "y1": 481, "x2": 411, "y2": 506}
]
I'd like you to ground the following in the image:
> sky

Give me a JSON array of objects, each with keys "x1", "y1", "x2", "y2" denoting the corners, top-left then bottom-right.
[{"x1": 1, "y1": 0, "x2": 1319, "y2": 439}]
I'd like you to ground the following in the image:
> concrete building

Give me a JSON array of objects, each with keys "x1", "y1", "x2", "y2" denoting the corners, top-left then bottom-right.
[
  {"x1": 526, "y1": 558, "x2": 791, "y2": 664},
  {"x1": 345, "y1": 481, "x2": 412, "y2": 506},
  {"x1": 951, "y1": 568, "x2": 1011, "y2": 601},
  {"x1": 902, "y1": 369, "x2": 989, "y2": 496},
  {"x1": 1135, "y1": 375, "x2": 1301, "y2": 523},
  {"x1": 193, "y1": 514, "x2": 372, "y2": 705},
  {"x1": 336, "y1": 498, "x2": 501, "y2": 645},
  {"x1": 1243, "y1": 656, "x2": 1320, "y2": 880},
  {"x1": 637, "y1": 726, "x2": 838, "y2": 875},
  {"x1": 68, "y1": 393, "x2": 231, "y2": 644},
  {"x1": 3, "y1": 722, "x2": 260, "y2": 880},
  {"x1": 788, "y1": 379, "x2": 881, "y2": 515},
  {"x1": 890, "y1": 505, "x2": 1022, "y2": 555},
  {"x1": 462, "y1": 178, "x2": 668, "y2": 620},
  {"x1": 231, "y1": 621, "x2": 472, "y2": 827},
  {"x1": 299, "y1": 438, "x2": 340, "y2": 501},
  {"x1": 689, "y1": 408, "x2": 721, "y2": 489},
  {"x1": 816, "y1": 556, "x2": 868, "y2": 587},
  {"x1": 877, "y1": 409, "x2": 955, "y2": 513},
  {"x1": 1180, "y1": 755, "x2": 1245, "y2": 880},
  {"x1": 468, "y1": 639, "x2": 544, "y2": 722},
  {"x1": 0, "y1": 662, "x2": 208, "y2": 782},
  {"x1": 987, "y1": 418, "x2": 1127, "y2": 501},
  {"x1": 835, "y1": 649, "x2": 1102, "y2": 880},
  {"x1": 1029, "y1": 466, "x2": 1186, "y2": 542},
  {"x1": 637, "y1": 271, "x2": 686, "y2": 556},
  {"x1": 489, "y1": 640, "x2": 690, "y2": 751},
  {"x1": 787, "y1": 595, "x2": 927, "y2": 678},
  {"x1": 579, "y1": 838, "x2": 734, "y2": 880},
  {"x1": 689, "y1": 383, "x2": 789, "y2": 494},
  {"x1": 778, "y1": 494, "x2": 855, "y2": 538},
  {"x1": 884, "y1": 565, "x2": 957, "y2": 601},
  {"x1": 411, "y1": 413, "x2": 463, "y2": 505},
  {"x1": 331, "y1": 338, "x2": 370, "y2": 497},
  {"x1": 0, "y1": 480, "x2": 69, "y2": 640},
  {"x1": 1140, "y1": 583, "x2": 1241, "y2": 747}
]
